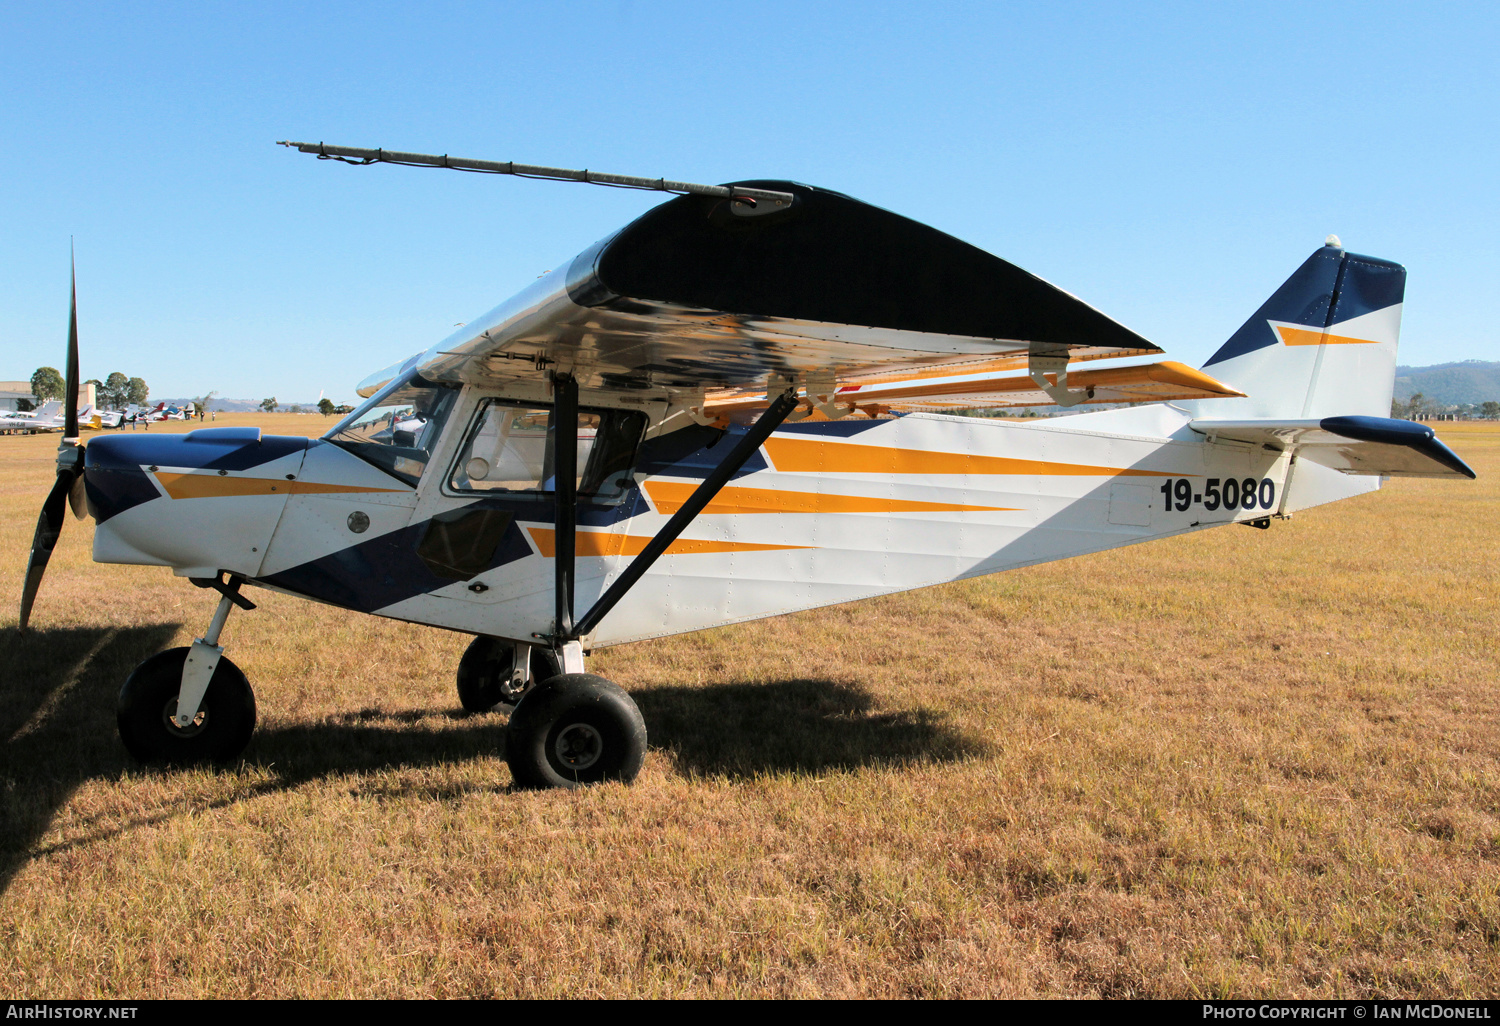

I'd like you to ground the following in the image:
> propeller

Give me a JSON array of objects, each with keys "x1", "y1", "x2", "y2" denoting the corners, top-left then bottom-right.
[{"x1": 19, "y1": 251, "x2": 86, "y2": 632}]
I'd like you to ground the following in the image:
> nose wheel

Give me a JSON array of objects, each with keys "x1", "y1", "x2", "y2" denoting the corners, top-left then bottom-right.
[
  {"x1": 505, "y1": 674, "x2": 646, "y2": 789},
  {"x1": 116, "y1": 648, "x2": 256, "y2": 764}
]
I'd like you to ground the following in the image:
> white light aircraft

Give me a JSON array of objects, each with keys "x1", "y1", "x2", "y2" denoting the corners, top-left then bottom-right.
[
  {"x1": 2, "y1": 400, "x2": 94, "y2": 435},
  {"x1": 19, "y1": 143, "x2": 1475, "y2": 789},
  {"x1": 0, "y1": 400, "x2": 63, "y2": 435},
  {"x1": 91, "y1": 407, "x2": 142, "y2": 430}
]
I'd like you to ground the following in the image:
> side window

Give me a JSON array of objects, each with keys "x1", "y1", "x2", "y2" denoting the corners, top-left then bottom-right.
[
  {"x1": 449, "y1": 401, "x2": 645, "y2": 502},
  {"x1": 453, "y1": 405, "x2": 551, "y2": 492}
]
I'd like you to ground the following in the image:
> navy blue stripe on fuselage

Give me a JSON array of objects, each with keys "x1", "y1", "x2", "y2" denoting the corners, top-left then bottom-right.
[
  {"x1": 634, "y1": 417, "x2": 890, "y2": 483},
  {"x1": 258, "y1": 499, "x2": 535, "y2": 613},
  {"x1": 86, "y1": 432, "x2": 311, "y2": 473},
  {"x1": 777, "y1": 418, "x2": 892, "y2": 436},
  {"x1": 636, "y1": 424, "x2": 769, "y2": 481},
  {"x1": 257, "y1": 416, "x2": 900, "y2": 613},
  {"x1": 83, "y1": 460, "x2": 160, "y2": 524}
]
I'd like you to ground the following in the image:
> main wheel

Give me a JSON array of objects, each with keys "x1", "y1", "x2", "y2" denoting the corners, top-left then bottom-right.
[
  {"x1": 456, "y1": 637, "x2": 556, "y2": 713},
  {"x1": 116, "y1": 648, "x2": 257, "y2": 764},
  {"x1": 505, "y1": 674, "x2": 646, "y2": 788}
]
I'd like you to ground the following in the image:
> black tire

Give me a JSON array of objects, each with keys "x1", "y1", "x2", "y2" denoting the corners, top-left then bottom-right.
[
  {"x1": 505, "y1": 674, "x2": 646, "y2": 788},
  {"x1": 456, "y1": 637, "x2": 555, "y2": 713},
  {"x1": 116, "y1": 647, "x2": 256, "y2": 764}
]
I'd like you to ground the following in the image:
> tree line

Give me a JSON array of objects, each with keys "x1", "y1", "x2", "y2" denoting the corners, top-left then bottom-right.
[
  {"x1": 29, "y1": 369, "x2": 354, "y2": 417},
  {"x1": 260, "y1": 397, "x2": 344, "y2": 416},
  {"x1": 1393, "y1": 394, "x2": 1500, "y2": 420},
  {"x1": 29, "y1": 366, "x2": 148, "y2": 410}
]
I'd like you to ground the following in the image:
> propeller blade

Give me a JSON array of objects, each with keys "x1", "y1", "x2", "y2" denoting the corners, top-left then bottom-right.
[
  {"x1": 68, "y1": 470, "x2": 88, "y2": 520},
  {"x1": 64, "y1": 246, "x2": 79, "y2": 440},
  {"x1": 19, "y1": 465, "x2": 78, "y2": 632},
  {"x1": 19, "y1": 251, "x2": 89, "y2": 633}
]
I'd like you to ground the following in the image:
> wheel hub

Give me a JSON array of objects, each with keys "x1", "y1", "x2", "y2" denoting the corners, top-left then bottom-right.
[
  {"x1": 553, "y1": 722, "x2": 602, "y2": 771},
  {"x1": 162, "y1": 699, "x2": 208, "y2": 737}
]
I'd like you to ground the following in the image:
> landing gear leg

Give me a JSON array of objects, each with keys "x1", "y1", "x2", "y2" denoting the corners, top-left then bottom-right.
[{"x1": 501, "y1": 380, "x2": 801, "y2": 790}]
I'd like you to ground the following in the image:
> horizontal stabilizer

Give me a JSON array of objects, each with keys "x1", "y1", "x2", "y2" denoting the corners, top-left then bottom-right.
[{"x1": 1190, "y1": 415, "x2": 1475, "y2": 479}]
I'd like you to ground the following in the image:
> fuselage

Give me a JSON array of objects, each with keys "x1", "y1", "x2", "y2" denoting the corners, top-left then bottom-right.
[{"x1": 85, "y1": 396, "x2": 1370, "y2": 648}]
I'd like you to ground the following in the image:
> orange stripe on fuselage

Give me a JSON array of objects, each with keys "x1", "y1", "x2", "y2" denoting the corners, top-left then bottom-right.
[
  {"x1": 154, "y1": 472, "x2": 407, "y2": 500},
  {"x1": 642, "y1": 480, "x2": 1018, "y2": 515},
  {"x1": 1275, "y1": 326, "x2": 1381, "y2": 347},
  {"x1": 759, "y1": 437, "x2": 1176, "y2": 477},
  {"x1": 526, "y1": 527, "x2": 812, "y2": 559}
]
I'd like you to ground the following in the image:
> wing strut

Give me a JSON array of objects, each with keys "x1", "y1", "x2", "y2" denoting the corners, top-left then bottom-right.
[
  {"x1": 566, "y1": 387, "x2": 802, "y2": 641},
  {"x1": 553, "y1": 374, "x2": 578, "y2": 638}
]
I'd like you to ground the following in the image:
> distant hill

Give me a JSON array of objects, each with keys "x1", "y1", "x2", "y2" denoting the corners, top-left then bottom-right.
[{"x1": 1393, "y1": 361, "x2": 1500, "y2": 406}]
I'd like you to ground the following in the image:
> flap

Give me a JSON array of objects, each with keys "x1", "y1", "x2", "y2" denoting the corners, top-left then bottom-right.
[{"x1": 704, "y1": 361, "x2": 1244, "y2": 418}]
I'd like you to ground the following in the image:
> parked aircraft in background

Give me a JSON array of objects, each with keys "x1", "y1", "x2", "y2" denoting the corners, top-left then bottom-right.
[
  {"x1": 2, "y1": 400, "x2": 94, "y2": 435},
  {"x1": 18, "y1": 144, "x2": 1475, "y2": 790},
  {"x1": 1, "y1": 400, "x2": 63, "y2": 434},
  {"x1": 91, "y1": 405, "x2": 156, "y2": 430}
]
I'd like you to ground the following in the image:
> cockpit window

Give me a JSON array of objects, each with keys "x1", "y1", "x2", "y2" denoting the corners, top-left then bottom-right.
[
  {"x1": 449, "y1": 399, "x2": 645, "y2": 503},
  {"x1": 324, "y1": 374, "x2": 460, "y2": 486}
]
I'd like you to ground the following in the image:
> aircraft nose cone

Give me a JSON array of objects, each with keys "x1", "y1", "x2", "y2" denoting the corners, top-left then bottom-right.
[
  {"x1": 85, "y1": 429, "x2": 314, "y2": 522},
  {"x1": 86, "y1": 430, "x2": 312, "y2": 576}
]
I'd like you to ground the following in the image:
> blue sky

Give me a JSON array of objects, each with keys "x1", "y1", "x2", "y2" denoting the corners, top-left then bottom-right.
[{"x1": 3, "y1": 1, "x2": 1496, "y2": 403}]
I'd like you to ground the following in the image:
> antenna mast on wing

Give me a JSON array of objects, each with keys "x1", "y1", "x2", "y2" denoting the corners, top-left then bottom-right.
[{"x1": 277, "y1": 141, "x2": 795, "y2": 215}]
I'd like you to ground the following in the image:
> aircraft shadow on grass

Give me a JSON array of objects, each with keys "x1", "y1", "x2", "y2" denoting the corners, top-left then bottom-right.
[
  {"x1": 246, "y1": 677, "x2": 984, "y2": 785},
  {"x1": 631, "y1": 679, "x2": 987, "y2": 779},
  {"x1": 0, "y1": 623, "x2": 182, "y2": 896},
  {"x1": 1, "y1": 630, "x2": 983, "y2": 895}
]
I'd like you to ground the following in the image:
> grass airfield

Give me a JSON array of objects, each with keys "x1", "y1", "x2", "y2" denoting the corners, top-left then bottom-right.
[{"x1": 1, "y1": 412, "x2": 1497, "y2": 998}]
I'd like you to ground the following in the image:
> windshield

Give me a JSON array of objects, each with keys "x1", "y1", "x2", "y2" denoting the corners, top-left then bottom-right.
[{"x1": 325, "y1": 374, "x2": 460, "y2": 486}]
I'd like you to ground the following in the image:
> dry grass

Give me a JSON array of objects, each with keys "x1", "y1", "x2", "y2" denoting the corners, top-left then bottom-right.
[{"x1": 1, "y1": 414, "x2": 1497, "y2": 998}]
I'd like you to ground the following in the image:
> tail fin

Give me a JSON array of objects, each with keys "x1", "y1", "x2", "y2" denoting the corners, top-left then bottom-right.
[{"x1": 1186, "y1": 242, "x2": 1406, "y2": 419}]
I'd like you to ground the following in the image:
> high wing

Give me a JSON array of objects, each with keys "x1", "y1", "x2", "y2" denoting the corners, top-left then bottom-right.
[
  {"x1": 367, "y1": 182, "x2": 1235, "y2": 405},
  {"x1": 1190, "y1": 415, "x2": 1475, "y2": 478}
]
